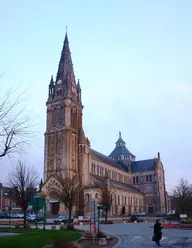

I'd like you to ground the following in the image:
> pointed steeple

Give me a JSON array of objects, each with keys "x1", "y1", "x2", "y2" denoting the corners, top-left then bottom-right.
[
  {"x1": 56, "y1": 32, "x2": 76, "y2": 88},
  {"x1": 116, "y1": 131, "x2": 126, "y2": 147},
  {"x1": 77, "y1": 79, "x2": 81, "y2": 91}
]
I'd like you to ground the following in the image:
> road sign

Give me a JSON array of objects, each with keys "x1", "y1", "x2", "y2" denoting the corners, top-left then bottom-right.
[
  {"x1": 97, "y1": 205, "x2": 106, "y2": 210},
  {"x1": 29, "y1": 196, "x2": 46, "y2": 211}
]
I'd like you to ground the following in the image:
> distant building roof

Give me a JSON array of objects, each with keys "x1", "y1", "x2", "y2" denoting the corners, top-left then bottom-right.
[{"x1": 131, "y1": 159, "x2": 155, "y2": 173}]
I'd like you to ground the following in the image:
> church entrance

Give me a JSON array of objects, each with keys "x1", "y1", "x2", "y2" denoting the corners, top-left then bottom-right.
[
  {"x1": 50, "y1": 201, "x2": 60, "y2": 215},
  {"x1": 49, "y1": 191, "x2": 60, "y2": 215},
  {"x1": 147, "y1": 203, "x2": 154, "y2": 214}
]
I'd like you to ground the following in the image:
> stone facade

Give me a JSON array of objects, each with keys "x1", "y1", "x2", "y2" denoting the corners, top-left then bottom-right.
[{"x1": 42, "y1": 33, "x2": 169, "y2": 216}]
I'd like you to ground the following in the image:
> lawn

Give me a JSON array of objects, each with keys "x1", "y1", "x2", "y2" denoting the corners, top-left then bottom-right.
[{"x1": 0, "y1": 228, "x2": 81, "y2": 248}]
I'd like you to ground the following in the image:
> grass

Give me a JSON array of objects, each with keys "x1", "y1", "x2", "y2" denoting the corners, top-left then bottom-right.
[{"x1": 0, "y1": 228, "x2": 81, "y2": 248}]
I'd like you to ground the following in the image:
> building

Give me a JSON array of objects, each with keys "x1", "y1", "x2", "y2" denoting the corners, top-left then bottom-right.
[
  {"x1": 42, "y1": 33, "x2": 168, "y2": 216},
  {"x1": 0, "y1": 183, "x2": 19, "y2": 213}
]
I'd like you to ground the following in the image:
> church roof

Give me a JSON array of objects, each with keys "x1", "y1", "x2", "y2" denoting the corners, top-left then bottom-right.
[
  {"x1": 91, "y1": 149, "x2": 126, "y2": 172},
  {"x1": 109, "y1": 132, "x2": 135, "y2": 158},
  {"x1": 91, "y1": 174, "x2": 143, "y2": 194},
  {"x1": 131, "y1": 159, "x2": 155, "y2": 173}
]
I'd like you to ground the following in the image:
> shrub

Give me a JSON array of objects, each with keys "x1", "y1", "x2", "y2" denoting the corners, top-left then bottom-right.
[
  {"x1": 96, "y1": 231, "x2": 106, "y2": 238},
  {"x1": 83, "y1": 231, "x2": 93, "y2": 238}
]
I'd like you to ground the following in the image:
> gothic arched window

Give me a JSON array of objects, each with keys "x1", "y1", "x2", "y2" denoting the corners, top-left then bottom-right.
[
  {"x1": 59, "y1": 106, "x2": 64, "y2": 126},
  {"x1": 53, "y1": 108, "x2": 57, "y2": 127}
]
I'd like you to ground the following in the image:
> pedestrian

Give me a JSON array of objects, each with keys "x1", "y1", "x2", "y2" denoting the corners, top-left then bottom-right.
[{"x1": 153, "y1": 219, "x2": 162, "y2": 246}]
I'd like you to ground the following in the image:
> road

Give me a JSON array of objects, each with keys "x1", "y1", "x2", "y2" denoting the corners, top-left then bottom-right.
[{"x1": 77, "y1": 223, "x2": 192, "y2": 248}]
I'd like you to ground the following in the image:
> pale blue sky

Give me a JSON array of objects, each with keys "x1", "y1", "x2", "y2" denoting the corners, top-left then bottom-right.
[{"x1": 0, "y1": 1, "x2": 192, "y2": 192}]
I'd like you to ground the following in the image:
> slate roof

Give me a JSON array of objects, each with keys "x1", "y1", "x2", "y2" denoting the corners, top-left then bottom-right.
[
  {"x1": 131, "y1": 159, "x2": 156, "y2": 173},
  {"x1": 108, "y1": 132, "x2": 135, "y2": 158},
  {"x1": 109, "y1": 146, "x2": 135, "y2": 157},
  {"x1": 91, "y1": 149, "x2": 126, "y2": 172},
  {"x1": 91, "y1": 174, "x2": 142, "y2": 194}
]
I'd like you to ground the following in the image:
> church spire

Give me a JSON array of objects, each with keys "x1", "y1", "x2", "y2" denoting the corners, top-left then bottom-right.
[{"x1": 56, "y1": 32, "x2": 76, "y2": 88}]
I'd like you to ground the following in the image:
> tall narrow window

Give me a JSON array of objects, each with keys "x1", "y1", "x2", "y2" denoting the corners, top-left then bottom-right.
[
  {"x1": 136, "y1": 176, "x2": 138, "y2": 184},
  {"x1": 53, "y1": 108, "x2": 57, "y2": 127},
  {"x1": 149, "y1": 174, "x2": 152, "y2": 182},
  {"x1": 59, "y1": 106, "x2": 64, "y2": 126},
  {"x1": 133, "y1": 177, "x2": 135, "y2": 184},
  {"x1": 146, "y1": 175, "x2": 149, "y2": 183}
]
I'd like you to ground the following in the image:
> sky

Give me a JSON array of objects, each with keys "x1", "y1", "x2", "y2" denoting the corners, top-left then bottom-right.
[{"x1": 0, "y1": 0, "x2": 192, "y2": 193}]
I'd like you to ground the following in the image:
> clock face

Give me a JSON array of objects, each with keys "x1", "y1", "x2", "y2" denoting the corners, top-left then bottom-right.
[{"x1": 57, "y1": 80, "x2": 62, "y2": 85}]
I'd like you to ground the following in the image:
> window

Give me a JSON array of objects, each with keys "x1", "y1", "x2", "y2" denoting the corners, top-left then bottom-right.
[
  {"x1": 5, "y1": 199, "x2": 10, "y2": 207},
  {"x1": 59, "y1": 106, "x2": 64, "y2": 126},
  {"x1": 97, "y1": 166, "x2": 99, "y2": 175},
  {"x1": 133, "y1": 177, "x2": 135, "y2": 184},
  {"x1": 136, "y1": 176, "x2": 138, "y2": 184},
  {"x1": 146, "y1": 175, "x2": 149, "y2": 183},
  {"x1": 149, "y1": 175, "x2": 152, "y2": 182},
  {"x1": 57, "y1": 89, "x2": 62, "y2": 96},
  {"x1": 118, "y1": 195, "x2": 120, "y2": 205},
  {"x1": 53, "y1": 108, "x2": 57, "y2": 127}
]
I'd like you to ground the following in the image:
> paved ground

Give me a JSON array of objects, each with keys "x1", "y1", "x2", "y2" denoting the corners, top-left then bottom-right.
[
  {"x1": 77, "y1": 223, "x2": 192, "y2": 248},
  {"x1": 0, "y1": 232, "x2": 21, "y2": 237}
]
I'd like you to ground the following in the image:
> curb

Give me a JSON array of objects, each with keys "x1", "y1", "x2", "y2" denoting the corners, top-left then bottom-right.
[{"x1": 104, "y1": 231, "x2": 123, "y2": 248}]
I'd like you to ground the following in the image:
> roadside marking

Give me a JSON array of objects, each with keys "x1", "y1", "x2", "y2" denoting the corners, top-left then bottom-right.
[
  {"x1": 130, "y1": 236, "x2": 142, "y2": 241},
  {"x1": 161, "y1": 237, "x2": 168, "y2": 241}
]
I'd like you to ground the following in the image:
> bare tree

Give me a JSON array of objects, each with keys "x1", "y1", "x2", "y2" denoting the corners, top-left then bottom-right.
[
  {"x1": 50, "y1": 173, "x2": 84, "y2": 227},
  {"x1": 100, "y1": 182, "x2": 113, "y2": 223},
  {"x1": 173, "y1": 178, "x2": 192, "y2": 216},
  {"x1": 8, "y1": 160, "x2": 39, "y2": 228},
  {"x1": 0, "y1": 86, "x2": 33, "y2": 158}
]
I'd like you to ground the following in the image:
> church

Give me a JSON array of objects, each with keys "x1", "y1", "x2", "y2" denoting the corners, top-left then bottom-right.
[{"x1": 41, "y1": 33, "x2": 171, "y2": 216}]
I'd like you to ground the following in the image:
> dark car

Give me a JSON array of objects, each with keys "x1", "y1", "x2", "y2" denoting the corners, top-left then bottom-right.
[
  {"x1": 156, "y1": 212, "x2": 166, "y2": 217},
  {"x1": 54, "y1": 216, "x2": 73, "y2": 224},
  {"x1": 27, "y1": 214, "x2": 44, "y2": 222}
]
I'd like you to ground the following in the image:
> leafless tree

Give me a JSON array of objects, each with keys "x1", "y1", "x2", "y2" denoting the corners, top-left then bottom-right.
[
  {"x1": 172, "y1": 178, "x2": 192, "y2": 217},
  {"x1": 50, "y1": 173, "x2": 84, "y2": 227},
  {"x1": 100, "y1": 176, "x2": 113, "y2": 223},
  {"x1": 0, "y1": 86, "x2": 33, "y2": 159},
  {"x1": 8, "y1": 159, "x2": 39, "y2": 228}
]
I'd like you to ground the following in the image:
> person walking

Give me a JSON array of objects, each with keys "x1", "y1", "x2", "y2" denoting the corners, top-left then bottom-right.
[{"x1": 153, "y1": 219, "x2": 162, "y2": 246}]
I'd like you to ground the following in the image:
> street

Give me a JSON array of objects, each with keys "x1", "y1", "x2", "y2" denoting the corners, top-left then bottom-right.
[{"x1": 77, "y1": 223, "x2": 192, "y2": 248}]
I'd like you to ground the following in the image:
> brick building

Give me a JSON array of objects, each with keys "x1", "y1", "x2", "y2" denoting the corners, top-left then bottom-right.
[
  {"x1": 0, "y1": 184, "x2": 18, "y2": 212},
  {"x1": 42, "y1": 33, "x2": 170, "y2": 216}
]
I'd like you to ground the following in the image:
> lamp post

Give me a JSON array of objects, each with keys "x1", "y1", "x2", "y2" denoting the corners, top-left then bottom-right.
[{"x1": 0, "y1": 189, "x2": 3, "y2": 213}]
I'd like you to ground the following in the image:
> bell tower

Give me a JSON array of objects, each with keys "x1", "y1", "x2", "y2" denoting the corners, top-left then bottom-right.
[{"x1": 44, "y1": 33, "x2": 83, "y2": 181}]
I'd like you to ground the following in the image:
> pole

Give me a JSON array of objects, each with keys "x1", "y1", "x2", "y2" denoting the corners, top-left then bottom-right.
[
  {"x1": 43, "y1": 202, "x2": 46, "y2": 231},
  {"x1": 97, "y1": 209, "x2": 100, "y2": 232},
  {"x1": 9, "y1": 207, "x2": 11, "y2": 228},
  {"x1": 0, "y1": 189, "x2": 3, "y2": 213},
  {"x1": 35, "y1": 197, "x2": 39, "y2": 229}
]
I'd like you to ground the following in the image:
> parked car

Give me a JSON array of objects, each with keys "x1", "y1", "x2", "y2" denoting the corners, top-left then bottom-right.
[
  {"x1": 27, "y1": 214, "x2": 44, "y2": 222},
  {"x1": 0, "y1": 214, "x2": 9, "y2": 219},
  {"x1": 156, "y1": 212, "x2": 166, "y2": 217},
  {"x1": 53, "y1": 215, "x2": 73, "y2": 224}
]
